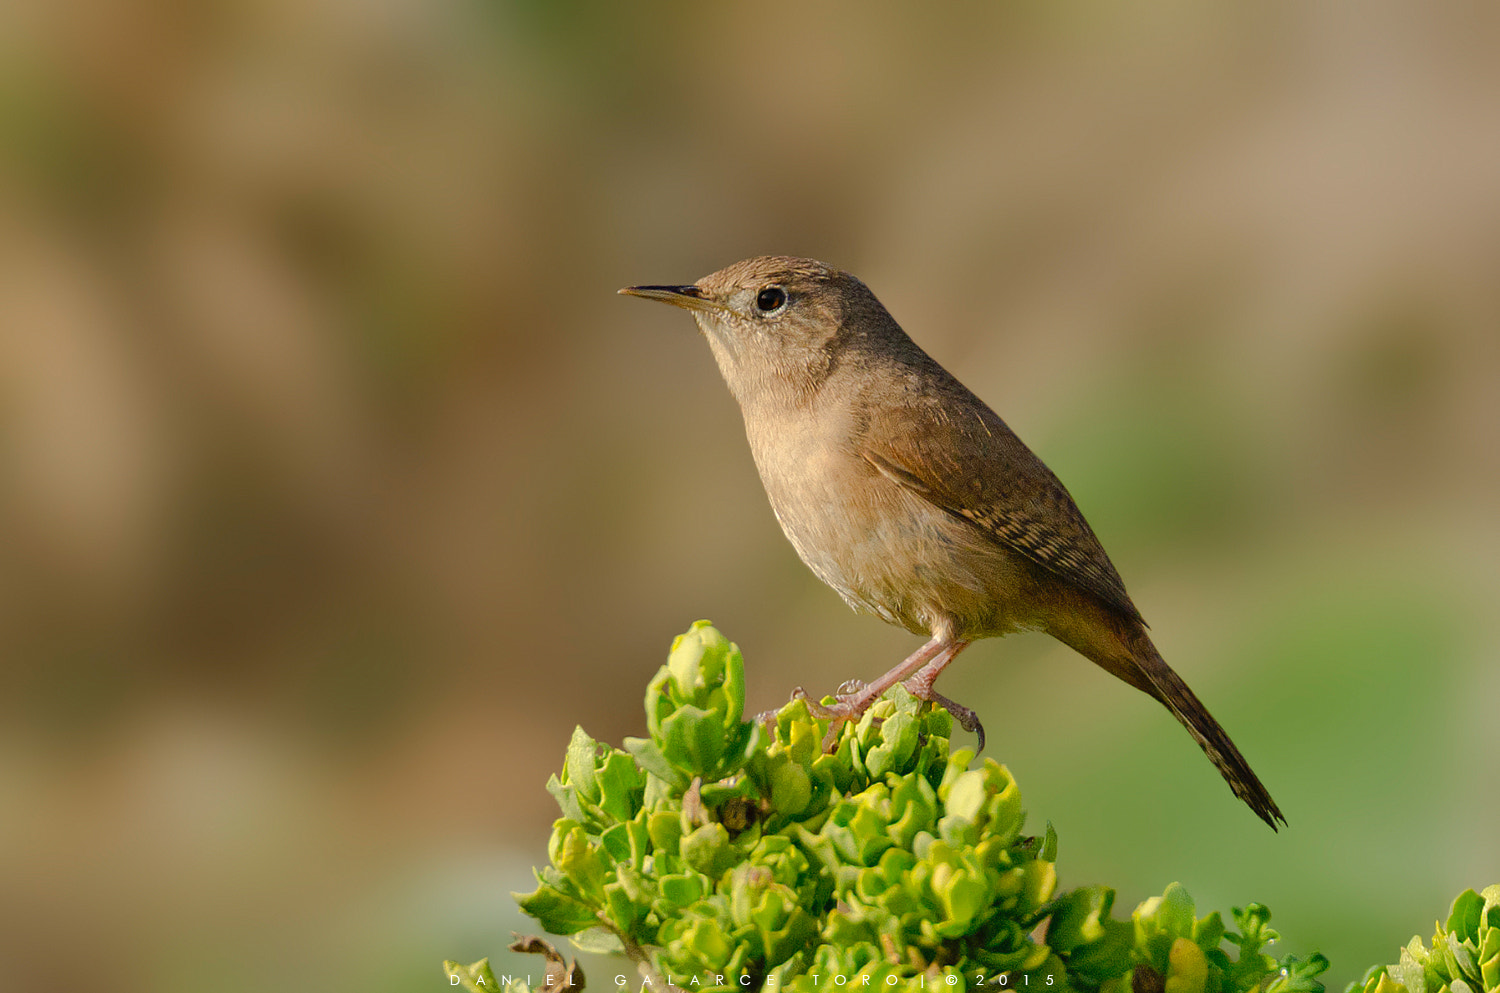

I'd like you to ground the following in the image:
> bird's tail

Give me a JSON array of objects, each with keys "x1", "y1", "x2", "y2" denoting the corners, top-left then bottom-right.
[{"x1": 1124, "y1": 633, "x2": 1286, "y2": 831}]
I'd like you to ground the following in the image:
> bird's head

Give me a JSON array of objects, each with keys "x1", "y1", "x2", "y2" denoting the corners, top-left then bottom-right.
[{"x1": 621, "y1": 256, "x2": 899, "y2": 408}]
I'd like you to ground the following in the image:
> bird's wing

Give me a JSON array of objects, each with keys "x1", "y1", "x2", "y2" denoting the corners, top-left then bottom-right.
[{"x1": 858, "y1": 395, "x2": 1144, "y2": 625}]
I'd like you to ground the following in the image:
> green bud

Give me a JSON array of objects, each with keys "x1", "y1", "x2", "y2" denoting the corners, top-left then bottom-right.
[{"x1": 661, "y1": 620, "x2": 744, "y2": 725}]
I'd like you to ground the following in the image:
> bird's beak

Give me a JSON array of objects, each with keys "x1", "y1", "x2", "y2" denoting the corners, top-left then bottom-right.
[{"x1": 618, "y1": 284, "x2": 728, "y2": 313}]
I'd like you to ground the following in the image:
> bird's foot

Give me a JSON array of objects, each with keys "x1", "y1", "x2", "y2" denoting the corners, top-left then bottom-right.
[
  {"x1": 901, "y1": 678, "x2": 987, "y2": 752},
  {"x1": 756, "y1": 687, "x2": 836, "y2": 732},
  {"x1": 816, "y1": 700, "x2": 865, "y2": 752},
  {"x1": 834, "y1": 678, "x2": 867, "y2": 697},
  {"x1": 776, "y1": 688, "x2": 861, "y2": 751},
  {"x1": 784, "y1": 686, "x2": 842, "y2": 719},
  {"x1": 783, "y1": 687, "x2": 873, "y2": 752}
]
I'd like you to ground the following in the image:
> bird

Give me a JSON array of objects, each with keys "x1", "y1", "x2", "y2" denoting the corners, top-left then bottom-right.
[{"x1": 620, "y1": 256, "x2": 1285, "y2": 830}]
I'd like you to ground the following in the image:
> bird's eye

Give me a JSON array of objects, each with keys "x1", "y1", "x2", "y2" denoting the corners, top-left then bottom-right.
[{"x1": 755, "y1": 287, "x2": 787, "y2": 313}]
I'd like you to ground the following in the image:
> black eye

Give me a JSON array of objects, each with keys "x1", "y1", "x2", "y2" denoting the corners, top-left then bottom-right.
[{"x1": 755, "y1": 287, "x2": 787, "y2": 313}]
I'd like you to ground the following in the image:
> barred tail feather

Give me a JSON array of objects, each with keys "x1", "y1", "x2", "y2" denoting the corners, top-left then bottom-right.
[{"x1": 1127, "y1": 637, "x2": 1286, "y2": 831}]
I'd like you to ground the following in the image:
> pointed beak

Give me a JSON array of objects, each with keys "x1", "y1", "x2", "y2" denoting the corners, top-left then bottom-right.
[{"x1": 618, "y1": 284, "x2": 727, "y2": 314}]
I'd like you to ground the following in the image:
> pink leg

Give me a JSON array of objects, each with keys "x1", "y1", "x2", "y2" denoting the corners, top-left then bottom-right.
[
  {"x1": 900, "y1": 641, "x2": 985, "y2": 749},
  {"x1": 812, "y1": 636, "x2": 991, "y2": 751},
  {"x1": 901, "y1": 639, "x2": 971, "y2": 700},
  {"x1": 835, "y1": 636, "x2": 948, "y2": 713},
  {"x1": 800, "y1": 637, "x2": 949, "y2": 749}
]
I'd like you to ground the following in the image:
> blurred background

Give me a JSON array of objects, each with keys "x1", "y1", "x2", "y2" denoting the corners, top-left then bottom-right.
[{"x1": 2, "y1": 0, "x2": 1498, "y2": 990}]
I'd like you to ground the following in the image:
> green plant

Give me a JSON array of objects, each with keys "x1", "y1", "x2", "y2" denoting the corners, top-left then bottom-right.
[
  {"x1": 453, "y1": 620, "x2": 1326, "y2": 993},
  {"x1": 1346, "y1": 887, "x2": 1500, "y2": 993}
]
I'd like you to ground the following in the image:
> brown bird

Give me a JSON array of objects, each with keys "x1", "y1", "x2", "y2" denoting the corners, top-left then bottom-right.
[{"x1": 621, "y1": 256, "x2": 1285, "y2": 830}]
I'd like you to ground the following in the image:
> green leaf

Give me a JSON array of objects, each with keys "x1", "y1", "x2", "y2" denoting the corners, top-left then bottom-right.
[
  {"x1": 721, "y1": 633, "x2": 747, "y2": 726},
  {"x1": 443, "y1": 958, "x2": 499, "y2": 992},
  {"x1": 569, "y1": 927, "x2": 624, "y2": 955},
  {"x1": 680, "y1": 822, "x2": 734, "y2": 877},
  {"x1": 564, "y1": 727, "x2": 600, "y2": 803},
  {"x1": 1024, "y1": 857, "x2": 1058, "y2": 908},
  {"x1": 647, "y1": 810, "x2": 682, "y2": 854},
  {"x1": 1193, "y1": 911, "x2": 1226, "y2": 953},
  {"x1": 1232, "y1": 902, "x2": 1277, "y2": 955},
  {"x1": 1166, "y1": 937, "x2": 1209, "y2": 993},
  {"x1": 663, "y1": 620, "x2": 743, "y2": 718},
  {"x1": 599, "y1": 822, "x2": 631, "y2": 863},
  {"x1": 885, "y1": 774, "x2": 937, "y2": 849},
  {"x1": 937, "y1": 767, "x2": 987, "y2": 844},
  {"x1": 1050, "y1": 886, "x2": 1134, "y2": 979},
  {"x1": 666, "y1": 621, "x2": 714, "y2": 696},
  {"x1": 1390, "y1": 941, "x2": 1428, "y2": 993},
  {"x1": 1041, "y1": 820, "x2": 1059, "y2": 862},
  {"x1": 1137, "y1": 882, "x2": 1199, "y2": 947},
  {"x1": 554, "y1": 824, "x2": 608, "y2": 902},
  {"x1": 659, "y1": 871, "x2": 707, "y2": 908},
  {"x1": 864, "y1": 708, "x2": 918, "y2": 780},
  {"x1": 596, "y1": 748, "x2": 643, "y2": 823},
  {"x1": 1448, "y1": 890, "x2": 1485, "y2": 945},
  {"x1": 544, "y1": 774, "x2": 586, "y2": 825},
  {"x1": 778, "y1": 697, "x2": 822, "y2": 764},
  {"x1": 605, "y1": 877, "x2": 645, "y2": 932},
  {"x1": 1481, "y1": 884, "x2": 1500, "y2": 927},
  {"x1": 623, "y1": 736, "x2": 687, "y2": 789},
  {"x1": 659, "y1": 703, "x2": 725, "y2": 776},
  {"x1": 769, "y1": 759, "x2": 813, "y2": 816},
  {"x1": 718, "y1": 719, "x2": 763, "y2": 780},
  {"x1": 513, "y1": 878, "x2": 598, "y2": 935},
  {"x1": 1475, "y1": 924, "x2": 1499, "y2": 990}
]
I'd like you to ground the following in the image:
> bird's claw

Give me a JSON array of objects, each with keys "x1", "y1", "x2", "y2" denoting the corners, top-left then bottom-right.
[
  {"x1": 784, "y1": 688, "x2": 871, "y2": 753},
  {"x1": 902, "y1": 681, "x2": 987, "y2": 753},
  {"x1": 789, "y1": 692, "x2": 866, "y2": 752},
  {"x1": 785, "y1": 686, "x2": 844, "y2": 722},
  {"x1": 799, "y1": 676, "x2": 991, "y2": 755},
  {"x1": 943, "y1": 700, "x2": 986, "y2": 753}
]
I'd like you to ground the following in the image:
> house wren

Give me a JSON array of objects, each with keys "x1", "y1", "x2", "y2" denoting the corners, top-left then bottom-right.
[{"x1": 620, "y1": 256, "x2": 1285, "y2": 830}]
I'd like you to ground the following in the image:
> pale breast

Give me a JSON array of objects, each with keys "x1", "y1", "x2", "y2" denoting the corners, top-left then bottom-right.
[{"x1": 743, "y1": 402, "x2": 1030, "y2": 640}]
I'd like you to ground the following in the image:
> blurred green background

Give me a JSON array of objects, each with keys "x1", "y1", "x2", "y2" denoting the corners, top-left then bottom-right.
[{"x1": 2, "y1": 1, "x2": 1497, "y2": 990}]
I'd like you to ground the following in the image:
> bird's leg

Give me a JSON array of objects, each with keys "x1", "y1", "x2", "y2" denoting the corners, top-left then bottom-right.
[
  {"x1": 899, "y1": 640, "x2": 985, "y2": 750},
  {"x1": 899, "y1": 638, "x2": 971, "y2": 699},
  {"x1": 811, "y1": 637, "x2": 949, "y2": 750},
  {"x1": 835, "y1": 636, "x2": 947, "y2": 712}
]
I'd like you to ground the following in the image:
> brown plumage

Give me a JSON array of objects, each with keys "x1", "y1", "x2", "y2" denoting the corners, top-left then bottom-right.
[{"x1": 621, "y1": 256, "x2": 1285, "y2": 830}]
